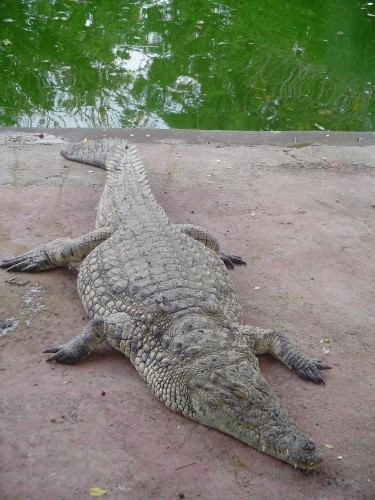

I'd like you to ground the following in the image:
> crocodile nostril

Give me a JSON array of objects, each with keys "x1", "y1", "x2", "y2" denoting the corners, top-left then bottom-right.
[{"x1": 302, "y1": 440, "x2": 316, "y2": 451}]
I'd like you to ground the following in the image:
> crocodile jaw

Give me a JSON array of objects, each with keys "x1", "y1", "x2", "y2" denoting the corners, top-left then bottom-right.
[{"x1": 189, "y1": 356, "x2": 324, "y2": 471}]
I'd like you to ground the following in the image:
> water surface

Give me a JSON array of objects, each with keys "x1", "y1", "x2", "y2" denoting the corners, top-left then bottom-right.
[{"x1": 1, "y1": 1, "x2": 374, "y2": 130}]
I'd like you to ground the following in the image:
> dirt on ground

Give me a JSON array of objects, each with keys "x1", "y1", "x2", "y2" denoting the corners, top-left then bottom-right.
[{"x1": 0, "y1": 130, "x2": 374, "y2": 499}]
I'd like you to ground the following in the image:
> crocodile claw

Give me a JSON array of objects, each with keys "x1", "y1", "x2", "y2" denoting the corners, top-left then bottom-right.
[
  {"x1": 293, "y1": 358, "x2": 331, "y2": 385},
  {"x1": 0, "y1": 247, "x2": 53, "y2": 272},
  {"x1": 44, "y1": 347, "x2": 77, "y2": 365},
  {"x1": 220, "y1": 252, "x2": 247, "y2": 269}
]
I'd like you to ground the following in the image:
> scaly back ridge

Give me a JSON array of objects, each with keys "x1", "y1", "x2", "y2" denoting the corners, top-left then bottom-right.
[{"x1": 106, "y1": 142, "x2": 168, "y2": 225}]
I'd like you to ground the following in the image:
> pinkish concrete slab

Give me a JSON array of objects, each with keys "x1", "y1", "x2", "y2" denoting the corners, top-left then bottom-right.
[{"x1": 0, "y1": 129, "x2": 374, "y2": 499}]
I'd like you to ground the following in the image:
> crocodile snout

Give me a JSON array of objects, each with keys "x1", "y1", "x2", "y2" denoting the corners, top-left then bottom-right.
[{"x1": 302, "y1": 439, "x2": 317, "y2": 451}]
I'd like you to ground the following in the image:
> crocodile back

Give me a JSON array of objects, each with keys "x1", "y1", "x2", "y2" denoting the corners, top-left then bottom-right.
[{"x1": 77, "y1": 144, "x2": 242, "y2": 326}]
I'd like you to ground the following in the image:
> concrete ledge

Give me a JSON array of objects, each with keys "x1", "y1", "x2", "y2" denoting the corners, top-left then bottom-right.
[
  {"x1": 0, "y1": 129, "x2": 374, "y2": 498},
  {"x1": 0, "y1": 126, "x2": 374, "y2": 146}
]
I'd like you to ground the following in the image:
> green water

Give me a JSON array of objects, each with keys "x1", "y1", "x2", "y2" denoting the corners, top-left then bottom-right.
[{"x1": 1, "y1": 0, "x2": 374, "y2": 130}]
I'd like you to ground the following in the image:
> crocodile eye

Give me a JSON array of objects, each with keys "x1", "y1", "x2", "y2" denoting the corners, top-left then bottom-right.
[
  {"x1": 231, "y1": 388, "x2": 247, "y2": 400},
  {"x1": 182, "y1": 323, "x2": 192, "y2": 332},
  {"x1": 161, "y1": 336, "x2": 171, "y2": 349}
]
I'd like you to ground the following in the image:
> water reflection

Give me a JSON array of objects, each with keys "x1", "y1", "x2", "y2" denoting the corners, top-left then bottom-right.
[{"x1": 0, "y1": 0, "x2": 374, "y2": 130}]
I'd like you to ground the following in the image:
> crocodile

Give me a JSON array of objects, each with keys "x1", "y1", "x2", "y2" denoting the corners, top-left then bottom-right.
[{"x1": 1, "y1": 138, "x2": 330, "y2": 470}]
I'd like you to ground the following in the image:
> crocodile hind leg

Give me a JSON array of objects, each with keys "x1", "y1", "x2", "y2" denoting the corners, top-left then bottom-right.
[
  {"x1": 239, "y1": 325, "x2": 331, "y2": 384},
  {"x1": 177, "y1": 223, "x2": 246, "y2": 269},
  {"x1": 0, "y1": 227, "x2": 112, "y2": 272},
  {"x1": 44, "y1": 317, "x2": 106, "y2": 364}
]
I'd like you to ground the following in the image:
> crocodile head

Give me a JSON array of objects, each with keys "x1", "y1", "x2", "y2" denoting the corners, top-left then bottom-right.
[{"x1": 189, "y1": 352, "x2": 324, "y2": 471}]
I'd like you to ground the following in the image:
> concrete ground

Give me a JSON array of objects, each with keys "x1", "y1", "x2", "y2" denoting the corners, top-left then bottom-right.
[{"x1": 0, "y1": 128, "x2": 374, "y2": 499}]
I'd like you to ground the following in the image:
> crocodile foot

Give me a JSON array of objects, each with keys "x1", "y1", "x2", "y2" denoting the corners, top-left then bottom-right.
[
  {"x1": 292, "y1": 357, "x2": 331, "y2": 384},
  {"x1": 220, "y1": 252, "x2": 247, "y2": 269},
  {"x1": 44, "y1": 318, "x2": 105, "y2": 364},
  {"x1": 0, "y1": 247, "x2": 54, "y2": 272},
  {"x1": 44, "y1": 347, "x2": 79, "y2": 365}
]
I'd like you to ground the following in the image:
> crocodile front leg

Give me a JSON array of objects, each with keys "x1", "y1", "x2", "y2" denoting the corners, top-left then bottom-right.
[
  {"x1": 177, "y1": 223, "x2": 246, "y2": 269},
  {"x1": 239, "y1": 325, "x2": 331, "y2": 384},
  {"x1": 0, "y1": 227, "x2": 112, "y2": 272},
  {"x1": 44, "y1": 317, "x2": 106, "y2": 364}
]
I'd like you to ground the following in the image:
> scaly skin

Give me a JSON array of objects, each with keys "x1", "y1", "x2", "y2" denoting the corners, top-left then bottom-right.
[{"x1": 1, "y1": 139, "x2": 330, "y2": 470}]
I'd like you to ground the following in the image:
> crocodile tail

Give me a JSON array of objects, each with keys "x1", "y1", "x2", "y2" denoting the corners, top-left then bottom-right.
[
  {"x1": 60, "y1": 137, "x2": 127, "y2": 170},
  {"x1": 106, "y1": 143, "x2": 167, "y2": 224}
]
